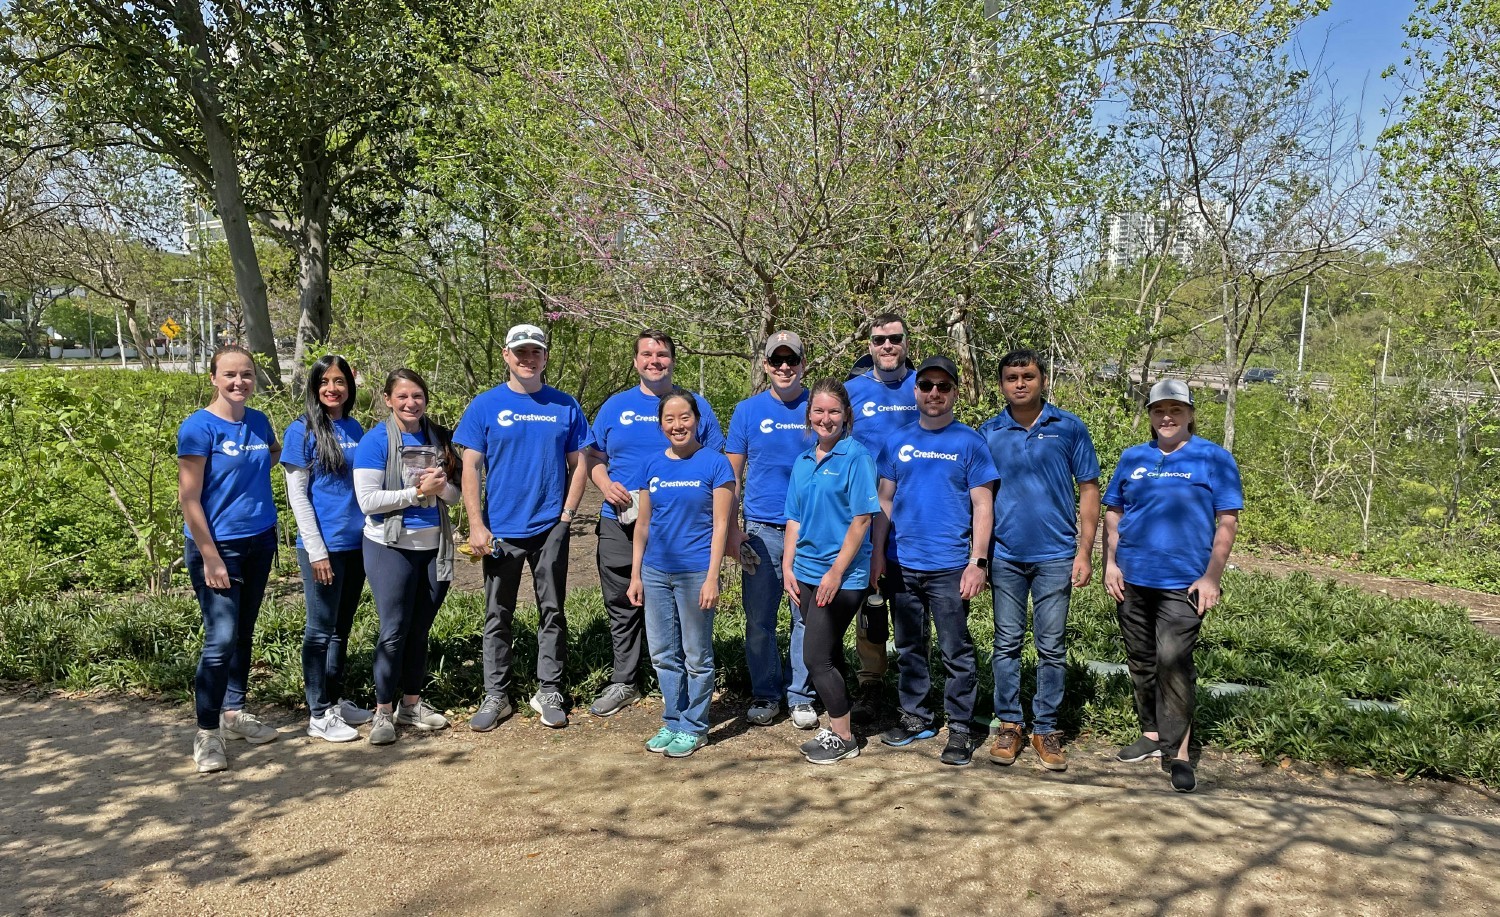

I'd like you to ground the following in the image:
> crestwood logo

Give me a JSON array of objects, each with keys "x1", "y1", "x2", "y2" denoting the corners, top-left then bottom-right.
[
  {"x1": 220, "y1": 440, "x2": 270, "y2": 457},
  {"x1": 1130, "y1": 466, "x2": 1193, "y2": 481},
  {"x1": 619, "y1": 410, "x2": 656, "y2": 426},
  {"x1": 861, "y1": 401, "x2": 917, "y2": 418},
  {"x1": 760, "y1": 418, "x2": 806, "y2": 434},
  {"x1": 897, "y1": 444, "x2": 959, "y2": 463},
  {"x1": 497, "y1": 409, "x2": 561, "y2": 427},
  {"x1": 649, "y1": 476, "x2": 702, "y2": 493}
]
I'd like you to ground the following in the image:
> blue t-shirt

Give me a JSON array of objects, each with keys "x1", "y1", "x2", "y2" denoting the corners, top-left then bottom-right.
[
  {"x1": 727, "y1": 388, "x2": 814, "y2": 524},
  {"x1": 454, "y1": 384, "x2": 591, "y2": 539},
  {"x1": 878, "y1": 421, "x2": 999, "y2": 572},
  {"x1": 177, "y1": 408, "x2": 278, "y2": 542},
  {"x1": 639, "y1": 447, "x2": 735, "y2": 574},
  {"x1": 354, "y1": 422, "x2": 442, "y2": 531},
  {"x1": 980, "y1": 402, "x2": 1100, "y2": 564},
  {"x1": 589, "y1": 387, "x2": 725, "y2": 522},
  {"x1": 281, "y1": 415, "x2": 365, "y2": 553},
  {"x1": 846, "y1": 370, "x2": 918, "y2": 458},
  {"x1": 785, "y1": 438, "x2": 881, "y2": 589},
  {"x1": 1102, "y1": 436, "x2": 1244, "y2": 591}
]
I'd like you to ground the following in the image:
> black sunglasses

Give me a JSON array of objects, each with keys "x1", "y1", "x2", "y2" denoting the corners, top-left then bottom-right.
[
  {"x1": 870, "y1": 333, "x2": 906, "y2": 346},
  {"x1": 766, "y1": 353, "x2": 802, "y2": 368},
  {"x1": 916, "y1": 379, "x2": 955, "y2": 393}
]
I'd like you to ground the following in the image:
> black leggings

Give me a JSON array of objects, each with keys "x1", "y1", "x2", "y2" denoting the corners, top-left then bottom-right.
[{"x1": 799, "y1": 584, "x2": 864, "y2": 719}]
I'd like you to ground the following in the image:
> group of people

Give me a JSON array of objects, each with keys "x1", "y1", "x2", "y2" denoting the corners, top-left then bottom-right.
[{"x1": 178, "y1": 313, "x2": 1241, "y2": 793}]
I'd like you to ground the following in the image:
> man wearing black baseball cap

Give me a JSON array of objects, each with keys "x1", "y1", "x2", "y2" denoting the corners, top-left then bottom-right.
[{"x1": 871, "y1": 355, "x2": 998, "y2": 766}]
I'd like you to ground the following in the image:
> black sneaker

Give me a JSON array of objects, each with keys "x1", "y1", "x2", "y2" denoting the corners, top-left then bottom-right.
[
  {"x1": 850, "y1": 683, "x2": 882, "y2": 727},
  {"x1": 939, "y1": 731, "x2": 974, "y2": 766},
  {"x1": 803, "y1": 728, "x2": 860, "y2": 765},
  {"x1": 1117, "y1": 736, "x2": 1164, "y2": 763},
  {"x1": 880, "y1": 713, "x2": 937, "y2": 747},
  {"x1": 1170, "y1": 759, "x2": 1196, "y2": 793}
]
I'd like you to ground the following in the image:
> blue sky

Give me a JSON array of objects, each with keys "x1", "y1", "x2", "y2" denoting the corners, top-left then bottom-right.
[{"x1": 1301, "y1": 0, "x2": 1416, "y2": 143}]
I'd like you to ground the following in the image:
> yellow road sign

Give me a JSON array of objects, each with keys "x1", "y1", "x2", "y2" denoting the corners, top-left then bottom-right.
[{"x1": 160, "y1": 318, "x2": 183, "y2": 340}]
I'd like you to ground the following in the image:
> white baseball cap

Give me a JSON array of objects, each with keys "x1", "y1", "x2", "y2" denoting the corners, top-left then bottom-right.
[{"x1": 505, "y1": 324, "x2": 549, "y2": 350}]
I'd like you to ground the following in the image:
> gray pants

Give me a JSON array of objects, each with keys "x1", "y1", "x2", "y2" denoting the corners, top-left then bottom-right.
[
  {"x1": 596, "y1": 515, "x2": 646, "y2": 686},
  {"x1": 482, "y1": 521, "x2": 571, "y2": 696},
  {"x1": 1116, "y1": 582, "x2": 1204, "y2": 755}
]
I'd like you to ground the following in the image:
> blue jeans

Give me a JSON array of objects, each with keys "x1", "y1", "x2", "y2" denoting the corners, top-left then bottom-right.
[
  {"x1": 888, "y1": 565, "x2": 976, "y2": 734},
  {"x1": 740, "y1": 521, "x2": 812, "y2": 706},
  {"x1": 643, "y1": 565, "x2": 717, "y2": 736},
  {"x1": 185, "y1": 527, "x2": 277, "y2": 730},
  {"x1": 299, "y1": 547, "x2": 367, "y2": 716},
  {"x1": 990, "y1": 558, "x2": 1073, "y2": 734}
]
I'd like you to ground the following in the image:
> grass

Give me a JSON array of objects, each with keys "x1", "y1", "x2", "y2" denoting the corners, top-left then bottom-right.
[{"x1": 2, "y1": 568, "x2": 1497, "y2": 786}]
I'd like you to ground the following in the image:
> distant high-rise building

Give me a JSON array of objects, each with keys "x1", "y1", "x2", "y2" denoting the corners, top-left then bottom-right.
[
  {"x1": 1102, "y1": 195, "x2": 1222, "y2": 273},
  {"x1": 182, "y1": 199, "x2": 225, "y2": 252}
]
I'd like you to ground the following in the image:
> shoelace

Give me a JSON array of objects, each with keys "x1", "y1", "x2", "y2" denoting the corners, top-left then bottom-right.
[
  {"x1": 900, "y1": 714, "x2": 925, "y2": 732},
  {"x1": 815, "y1": 730, "x2": 845, "y2": 750},
  {"x1": 480, "y1": 696, "x2": 505, "y2": 713},
  {"x1": 1039, "y1": 733, "x2": 1063, "y2": 755},
  {"x1": 538, "y1": 692, "x2": 564, "y2": 709}
]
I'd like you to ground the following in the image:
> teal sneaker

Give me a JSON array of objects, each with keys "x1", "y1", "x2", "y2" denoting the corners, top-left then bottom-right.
[
  {"x1": 664, "y1": 731, "x2": 707, "y2": 758},
  {"x1": 645, "y1": 727, "x2": 677, "y2": 753}
]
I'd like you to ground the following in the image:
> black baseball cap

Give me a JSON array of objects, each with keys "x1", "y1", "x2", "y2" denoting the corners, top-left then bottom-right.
[{"x1": 916, "y1": 355, "x2": 960, "y2": 384}]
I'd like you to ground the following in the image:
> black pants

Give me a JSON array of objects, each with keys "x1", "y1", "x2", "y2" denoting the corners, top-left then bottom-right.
[
  {"x1": 596, "y1": 515, "x2": 645, "y2": 686},
  {"x1": 364, "y1": 539, "x2": 449, "y2": 706},
  {"x1": 798, "y1": 584, "x2": 863, "y2": 720},
  {"x1": 1117, "y1": 583, "x2": 1204, "y2": 755},
  {"x1": 482, "y1": 521, "x2": 571, "y2": 696}
]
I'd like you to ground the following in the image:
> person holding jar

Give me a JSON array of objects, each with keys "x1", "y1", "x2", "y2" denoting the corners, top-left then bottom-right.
[{"x1": 353, "y1": 368, "x2": 461, "y2": 746}]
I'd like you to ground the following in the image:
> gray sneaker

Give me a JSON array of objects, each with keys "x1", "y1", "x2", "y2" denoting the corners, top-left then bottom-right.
[
  {"x1": 193, "y1": 728, "x2": 228, "y2": 773},
  {"x1": 469, "y1": 695, "x2": 513, "y2": 732},
  {"x1": 588, "y1": 683, "x2": 642, "y2": 718},
  {"x1": 789, "y1": 703, "x2": 819, "y2": 730},
  {"x1": 530, "y1": 690, "x2": 568, "y2": 728},
  {"x1": 337, "y1": 699, "x2": 374, "y2": 726},
  {"x1": 396, "y1": 699, "x2": 449, "y2": 731},
  {"x1": 746, "y1": 699, "x2": 778, "y2": 726},
  {"x1": 221, "y1": 711, "x2": 278, "y2": 744},
  {"x1": 804, "y1": 728, "x2": 860, "y2": 765},
  {"x1": 368, "y1": 710, "x2": 397, "y2": 746}
]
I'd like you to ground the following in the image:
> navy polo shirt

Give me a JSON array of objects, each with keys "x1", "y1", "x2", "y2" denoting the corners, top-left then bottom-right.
[
  {"x1": 785, "y1": 437, "x2": 881, "y2": 589},
  {"x1": 980, "y1": 402, "x2": 1100, "y2": 564}
]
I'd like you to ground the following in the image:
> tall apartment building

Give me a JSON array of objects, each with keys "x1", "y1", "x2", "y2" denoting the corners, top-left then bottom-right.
[{"x1": 1103, "y1": 195, "x2": 1221, "y2": 273}]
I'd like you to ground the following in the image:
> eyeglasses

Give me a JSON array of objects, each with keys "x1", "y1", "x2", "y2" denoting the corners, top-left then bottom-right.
[
  {"x1": 767, "y1": 354, "x2": 802, "y2": 368},
  {"x1": 870, "y1": 333, "x2": 906, "y2": 346},
  {"x1": 916, "y1": 379, "x2": 955, "y2": 393}
]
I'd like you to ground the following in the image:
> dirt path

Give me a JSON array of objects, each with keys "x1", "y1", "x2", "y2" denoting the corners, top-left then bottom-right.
[{"x1": 3, "y1": 692, "x2": 1497, "y2": 916}]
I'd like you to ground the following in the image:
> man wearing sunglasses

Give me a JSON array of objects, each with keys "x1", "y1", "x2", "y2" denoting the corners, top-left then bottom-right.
[
  {"x1": 727, "y1": 331, "x2": 818, "y2": 728},
  {"x1": 584, "y1": 329, "x2": 726, "y2": 719},
  {"x1": 844, "y1": 312, "x2": 919, "y2": 724},
  {"x1": 871, "y1": 356, "x2": 998, "y2": 766},
  {"x1": 979, "y1": 349, "x2": 1100, "y2": 772}
]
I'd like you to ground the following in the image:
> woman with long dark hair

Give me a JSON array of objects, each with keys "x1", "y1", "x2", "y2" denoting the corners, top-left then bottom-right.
[
  {"x1": 282, "y1": 355, "x2": 370, "y2": 743},
  {"x1": 179, "y1": 345, "x2": 281, "y2": 773},
  {"x1": 352, "y1": 368, "x2": 461, "y2": 746}
]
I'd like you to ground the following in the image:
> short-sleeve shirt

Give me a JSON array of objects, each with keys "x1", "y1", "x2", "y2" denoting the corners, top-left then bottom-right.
[
  {"x1": 454, "y1": 384, "x2": 591, "y2": 539},
  {"x1": 846, "y1": 370, "x2": 918, "y2": 458},
  {"x1": 1102, "y1": 436, "x2": 1244, "y2": 591},
  {"x1": 177, "y1": 408, "x2": 278, "y2": 541},
  {"x1": 785, "y1": 438, "x2": 881, "y2": 589},
  {"x1": 727, "y1": 388, "x2": 814, "y2": 524},
  {"x1": 281, "y1": 415, "x2": 365, "y2": 552},
  {"x1": 590, "y1": 387, "x2": 725, "y2": 522},
  {"x1": 639, "y1": 447, "x2": 735, "y2": 574},
  {"x1": 980, "y1": 402, "x2": 1100, "y2": 564},
  {"x1": 878, "y1": 421, "x2": 999, "y2": 572},
  {"x1": 353, "y1": 422, "x2": 441, "y2": 531}
]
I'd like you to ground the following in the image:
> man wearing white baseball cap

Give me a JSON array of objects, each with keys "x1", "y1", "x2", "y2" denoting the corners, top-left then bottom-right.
[{"x1": 456, "y1": 323, "x2": 592, "y2": 731}]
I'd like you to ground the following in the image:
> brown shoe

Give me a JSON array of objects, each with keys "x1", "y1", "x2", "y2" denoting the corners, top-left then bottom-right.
[
  {"x1": 989, "y1": 722, "x2": 1024, "y2": 765},
  {"x1": 1031, "y1": 731, "x2": 1068, "y2": 771}
]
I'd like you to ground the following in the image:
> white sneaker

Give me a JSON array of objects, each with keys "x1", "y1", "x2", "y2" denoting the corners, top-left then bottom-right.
[
  {"x1": 193, "y1": 728, "x2": 228, "y2": 773},
  {"x1": 790, "y1": 703, "x2": 820, "y2": 730},
  {"x1": 307, "y1": 709, "x2": 360, "y2": 743},
  {"x1": 396, "y1": 699, "x2": 449, "y2": 731},
  {"x1": 221, "y1": 710, "x2": 279, "y2": 744},
  {"x1": 337, "y1": 699, "x2": 373, "y2": 726}
]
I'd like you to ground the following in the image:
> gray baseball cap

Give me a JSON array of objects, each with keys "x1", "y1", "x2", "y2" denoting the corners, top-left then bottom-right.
[
  {"x1": 1146, "y1": 378, "x2": 1193, "y2": 407},
  {"x1": 763, "y1": 330, "x2": 804, "y2": 359}
]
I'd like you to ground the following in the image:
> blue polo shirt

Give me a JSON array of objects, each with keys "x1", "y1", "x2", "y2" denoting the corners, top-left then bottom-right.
[
  {"x1": 1103, "y1": 436, "x2": 1244, "y2": 591},
  {"x1": 177, "y1": 408, "x2": 278, "y2": 541},
  {"x1": 846, "y1": 370, "x2": 918, "y2": 458},
  {"x1": 979, "y1": 402, "x2": 1100, "y2": 563},
  {"x1": 878, "y1": 421, "x2": 999, "y2": 572},
  {"x1": 590, "y1": 387, "x2": 725, "y2": 522},
  {"x1": 727, "y1": 388, "x2": 814, "y2": 524},
  {"x1": 638, "y1": 447, "x2": 736, "y2": 573},
  {"x1": 353, "y1": 422, "x2": 442, "y2": 531},
  {"x1": 454, "y1": 383, "x2": 591, "y2": 539},
  {"x1": 282, "y1": 415, "x2": 366, "y2": 552},
  {"x1": 785, "y1": 438, "x2": 881, "y2": 589}
]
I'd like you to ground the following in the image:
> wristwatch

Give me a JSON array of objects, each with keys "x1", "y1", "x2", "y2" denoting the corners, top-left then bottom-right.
[
  {"x1": 561, "y1": 508, "x2": 577, "y2": 522},
  {"x1": 970, "y1": 556, "x2": 989, "y2": 570}
]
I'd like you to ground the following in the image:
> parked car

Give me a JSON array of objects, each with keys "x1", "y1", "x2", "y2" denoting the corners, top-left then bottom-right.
[
  {"x1": 1243, "y1": 367, "x2": 1282, "y2": 384},
  {"x1": 1149, "y1": 358, "x2": 1178, "y2": 373}
]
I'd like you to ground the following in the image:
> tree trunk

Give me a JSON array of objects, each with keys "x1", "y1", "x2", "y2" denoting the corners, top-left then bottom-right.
[
  {"x1": 1221, "y1": 276, "x2": 1238, "y2": 453},
  {"x1": 948, "y1": 294, "x2": 982, "y2": 401},
  {"x1": 291, "y1": 164, "x2": 334, "y2": 395},
  {"x1": 122, "y1": 300, "x2": 158, "y2": 370}
]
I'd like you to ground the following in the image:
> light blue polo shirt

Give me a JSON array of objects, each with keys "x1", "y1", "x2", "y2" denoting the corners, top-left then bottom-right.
[
  {"x1": 785, "y1": 437, "x2": 881, "y2": 589},
  {"x1": 177, "y1": 408, "x2": 278, "y2": 541},
  {"x1": 980, "y1": 402, "x2": 1100, "y2": 563},
  {"x1": 638, "y1": 447, "x2": 736, "y2": 574},
  {"x1": 590, "y1": 387, "x2": 725, "y2": 522},
  {"x1": 453, "y1": 383, "x2": 591, "y2": 539},
  {"x1": 846, "y1": 370, "x2": 918, "y2": 458},
  {"x1": 727, "y1": 388, "x2": 814, "y2": 524},
  {"x1": 878, "y1": 421, "x2": 999, "y2": 572},
  {"x1": 1103, "y1": 436, "x2": 1244, "y2": 591}
]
